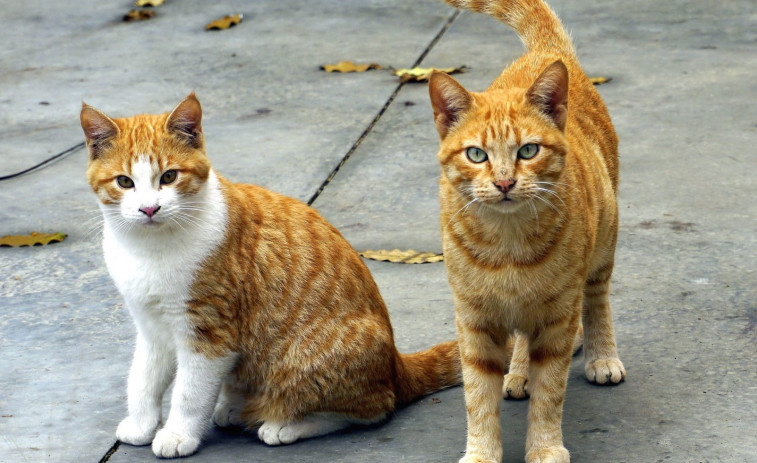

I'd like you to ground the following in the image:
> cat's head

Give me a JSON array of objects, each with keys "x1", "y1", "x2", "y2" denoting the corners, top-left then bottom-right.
[
  {"x1": 428, "y1": 61, "x2": 570, "y2": 215},
  {"x1": 81, "y1": 93, "x2": 211, "y2": 231}
]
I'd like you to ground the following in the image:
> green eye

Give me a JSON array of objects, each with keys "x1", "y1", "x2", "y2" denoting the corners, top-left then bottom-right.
[
  {"x1": 466, "y1": 147, "x2": 488, "y2": 163},
  {"x1": 517, "y1": 143, "x2": 539, "y2": 160},
  {"x1": 160, "y1": 170, "x2": 177, "y2": 185},
  {"x1": 116, "y1": 175, "x2": 134, "y2": 189}
]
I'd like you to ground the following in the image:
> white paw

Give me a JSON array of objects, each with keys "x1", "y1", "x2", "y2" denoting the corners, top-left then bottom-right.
[
  {"x1": 116, "y1": 416, "x2": 158, "y2": 446},
  {"x1": 257, "y1": 421, "x2": 303, "y2": 446},
  {"x1": 459, "y1": 455, "x2": 498, "y2": 463},
  {"x1": 526, "y1": 445, "x2": 570, "y2": 463},
  {"x1": 151, "y1": 428, "x2": 201, "y2": 458},
  {"x1": 258, "y1": 421, "x2": 285, "y2": 446},
  {"x1": 277, "y1": 424, "x2": 302, "y2": 445},
  {"x1": 212, "y1": 402, "x2": 244, "y2": 428},
  {"x1": 502, "y1": 372, "x2": 529, "y2": 400},
  {"x1": 585, "y1": 357, "x2": 626, "y2": 385}
]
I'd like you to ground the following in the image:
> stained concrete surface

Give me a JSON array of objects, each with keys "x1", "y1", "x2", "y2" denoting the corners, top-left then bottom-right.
[{"x1": 1, "y1": 0, "x2": 755, "y2": 462}]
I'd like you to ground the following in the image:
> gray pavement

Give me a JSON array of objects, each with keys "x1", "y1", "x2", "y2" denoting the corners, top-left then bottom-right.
[{"x1": 1, "y1": 0, "x2": 755, "y2": 462}]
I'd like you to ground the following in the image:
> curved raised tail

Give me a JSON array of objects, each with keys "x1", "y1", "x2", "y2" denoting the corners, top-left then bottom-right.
[{"x1": 440, "y1": 0, "x2": 574, "y2": 55}]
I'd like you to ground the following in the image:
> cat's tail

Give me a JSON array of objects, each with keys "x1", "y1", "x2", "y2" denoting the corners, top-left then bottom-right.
[
  {"x1": 393, "y1": 340, "x2": 463, "y2": 406},
  {"x1": 439, "y1": 0, "x2": 574, "y2": 55}
]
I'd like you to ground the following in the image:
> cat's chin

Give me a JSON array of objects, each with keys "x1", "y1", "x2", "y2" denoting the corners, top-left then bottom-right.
[
  {"x1": 481, "y1": 198, "x2": 527, "y2": 215},
  {"x1": 136, "y1": 219, "x2": 167, "y2": 229}
]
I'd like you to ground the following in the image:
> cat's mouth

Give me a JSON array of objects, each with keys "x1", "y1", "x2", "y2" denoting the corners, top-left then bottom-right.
[{"x1": 139, "y1": 217, "x2": 165, "y2": 227}]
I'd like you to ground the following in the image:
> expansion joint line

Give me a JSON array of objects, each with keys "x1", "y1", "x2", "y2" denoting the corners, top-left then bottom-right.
[
  {"x1": 306, "y1": 10, "x2": 460, "y2": 206},
  {"x1": 97, "y1": 440, "x2": 121, "y2": 463}
]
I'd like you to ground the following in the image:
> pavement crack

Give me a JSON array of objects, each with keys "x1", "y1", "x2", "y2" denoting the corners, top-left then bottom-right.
[
  {"x1": 306, "y1": 10, "x2": 460, "y2": 207},
  {"x1": 97, "y1": 440, "x2": 121, "y2": 463}
]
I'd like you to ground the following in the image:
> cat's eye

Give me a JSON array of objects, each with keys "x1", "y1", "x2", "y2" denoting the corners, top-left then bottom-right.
[
  {"x1": 517, "y1": 143, "x2": 540, "y2": 160},
  {"x1": 160, "y1": 170, "x2": 178, "y2": 185},
  {"x1": 116, "y1": 175, "x2": 134, "y2": 189},
  {"x1": 466, "y1": 147, "x2": 488, "y2": 164}
]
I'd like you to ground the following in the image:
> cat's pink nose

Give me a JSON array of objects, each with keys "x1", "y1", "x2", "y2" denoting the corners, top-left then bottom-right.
[
  {"x1": 494, "y1": 178, "x2": 517, "y2": 193},
  {"x1": 139, "y1": 205, "x2": 161, "y2": 218}
]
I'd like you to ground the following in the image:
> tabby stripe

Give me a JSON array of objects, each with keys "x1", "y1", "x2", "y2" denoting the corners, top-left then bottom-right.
[
  {"x1": 461, "y1": 352, "x2": 505, "y2": 376},
  {"x1": 461, "y1": 320, "x2": 508, "y2": 347}
]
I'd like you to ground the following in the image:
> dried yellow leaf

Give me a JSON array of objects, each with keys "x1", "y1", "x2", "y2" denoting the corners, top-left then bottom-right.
[
  {"x1": 359, "y1": 249, "x2": 444, "y2": 264},
  {"x1": 589, "y1": 76, "x2": 612, "y2": 85},
  {"x1": 320, "y1": 61, "x2": 383, "y2": 73},
  {"x1": 205, "y1": 13, "x2": 243, "y2": 31},
  {"x1": 393, "y1": 66, "x2": 468, "y2": 83},
  {"x1": 135, "y1": 0, "x2": 164, "y2": 6},
  {"x1": 123, "y1": 9, "x2": 155, "y2": 21},
  {"x1": 0, "y1": 232, "x2": 67, "y2": 248}
]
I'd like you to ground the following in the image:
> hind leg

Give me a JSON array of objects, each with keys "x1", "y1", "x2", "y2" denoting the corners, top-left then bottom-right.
[
  {"x1": 258, "y1": 413, "x2": 361, "y2": 446},
  {"x1": 583, "y1": 264, "x2": 625, "y2": 384},
  {"x1": 213, "y1": 382, "x2": 246, "y2": 428},
  {"x1": 503, "y1": 324, "x2": 584, "y2": 400},
  {"x1": 503, "y1": 330, "x2": 529, "y2": 400}
]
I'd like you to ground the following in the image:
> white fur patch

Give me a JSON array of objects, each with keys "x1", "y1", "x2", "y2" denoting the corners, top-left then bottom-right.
[{"x1": 102, "y1": 169, "x2": 233, "y2": 456}]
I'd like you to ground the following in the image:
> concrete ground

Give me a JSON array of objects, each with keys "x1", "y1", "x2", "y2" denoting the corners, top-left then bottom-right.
[{"x1": 1, "y1": 0, "x2": 755, "y2": 462}]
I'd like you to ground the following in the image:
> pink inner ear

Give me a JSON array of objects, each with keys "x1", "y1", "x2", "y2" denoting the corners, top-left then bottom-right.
[
  {"x1": 81, "y1": 107, "x2": 118, "y2": 143},
  {"x1": 167, "y1": 95, "x2": 203, "y2": 136},
  {"x1": 528, "y1": 61, "x2": 569, "y2": 130},
  {"x1": 429, "y1": 72, "x2": 472, "y2": 138}
]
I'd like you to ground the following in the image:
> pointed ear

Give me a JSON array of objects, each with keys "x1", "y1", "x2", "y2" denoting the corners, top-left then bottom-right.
[
  {"x1": 80, "y1": 103, "x2": 119, "y2": 160},
  {"x1": 527, "y1": 61, "x2": 569, "y2": 131},
  {"x1": 428, "y1": 71, "x2": 473, "y2": 139},
  {"x1": 166, "y1": 92, "x2": 203, "y2": 149}
]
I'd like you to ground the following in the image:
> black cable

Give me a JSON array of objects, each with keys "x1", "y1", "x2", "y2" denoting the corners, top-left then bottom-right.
[{"x1": 0, "y1": 141, "x2": 85, "y2": 181}]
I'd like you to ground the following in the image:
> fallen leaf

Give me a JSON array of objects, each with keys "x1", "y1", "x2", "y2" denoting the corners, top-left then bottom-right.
[
  {"x1": 0, "y1": 232, "x2": 67, "y2": 248},
  {"x1": 123, "y1": 9, "x2": 155, "y2": 22},
  {"x1": 430, "y1": 397, "x2": 442, "y2": 404},
  {"x1": 320, "y1": 61, "x2": 382, "y2": 73},
  {"x1": 135, "y1": 0, "x2": 164, "y2": 6},
  {"x1": 393, "y1": 66, "x2": 468, "y2": 83},
  {"x1": 589, "y1": 76, "x2": 612, "y2": 85},
  {"x1": 359, "y1": 249, "x2": 444, "y2": 264},
  {"x1": 205, "y1": 13, "x2": 243, "y2": 31}
]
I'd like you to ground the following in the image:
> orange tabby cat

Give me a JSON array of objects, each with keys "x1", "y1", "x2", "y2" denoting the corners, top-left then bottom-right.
[
  {"x1": 81, "y1": 93, "x2": 461, "y2": 458},
  {"x1": 428, "y1": 1, "x2": 626, "y2": 462}
]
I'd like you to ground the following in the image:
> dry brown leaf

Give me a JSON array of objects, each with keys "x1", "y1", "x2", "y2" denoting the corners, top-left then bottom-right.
[
  {"x1": 589, "y1": 76, "x2": 612, "y2": 85},
  {"x1": 359, "y1": 249, "x2": 444, "y2": 264},
  {"x1": 0, "y1": 232, "x2": 67, "y2": 248},
  {"x1": 123, "y1": 9, "x2": 155, "y2": 21},
  {"x1": 135, "y1": 0, "x2": 164, "y2": 6},
  {"x1": 393, "y1": 66, "x2": 468, "y2": 83},
  {"x1": 320, "y1": 61, "x2": 383, "y2": 73},
  {"x1": 205, "y1": 13, "x2": 243, "y2": 31}
]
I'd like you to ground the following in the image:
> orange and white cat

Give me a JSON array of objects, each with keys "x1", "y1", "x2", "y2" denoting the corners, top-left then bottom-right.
[
  {"x1": 428, "y1": 1, "x2": 626, "y2": 462},
  {"x1": 81, "y1": 93, "x2": 461, "y2": 458}
]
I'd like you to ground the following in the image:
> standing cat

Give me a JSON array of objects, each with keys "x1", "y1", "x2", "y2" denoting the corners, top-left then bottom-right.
[
  {"x1": 81, "y1": 93, "x2": 461, "y2": 458},
  {"x1": 427, "y1": 1, "x2": 626, "y2": 462}
]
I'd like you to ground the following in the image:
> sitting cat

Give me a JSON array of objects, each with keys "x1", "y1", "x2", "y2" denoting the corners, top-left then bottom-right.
[
  {"x1": 427, "y1": 0, "x2": 626, "y2": 462},
  {"x1": 81, "y1": 93, "x2": 461, "y2": 458}
]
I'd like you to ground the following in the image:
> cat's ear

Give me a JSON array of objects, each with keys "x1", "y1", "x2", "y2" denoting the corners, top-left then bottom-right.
[
  {"x1": 429, "y1": 71, "x2": 473, "y2": 139},
  {"x1": 166, "y1": 92, "x2": 203, "y2": 149},
  {"x1": 527, "y1": 60, "x2": 569, "y2": 131},
  {"x1": 80, "y1": 103, "x2": 119, "y2": 160}
]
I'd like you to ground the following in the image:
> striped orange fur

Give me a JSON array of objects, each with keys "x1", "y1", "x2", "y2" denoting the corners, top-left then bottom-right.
[
  {"x1": 428, "y1": 1, "x2": 626, "y2": 462},
  {"x1": 82, "y1": 94, "x2": 461, "y2": 457}
]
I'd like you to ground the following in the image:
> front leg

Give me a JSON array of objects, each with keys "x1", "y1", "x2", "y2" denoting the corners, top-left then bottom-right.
[
  {"x1": 456, "y1": 310, "x2": 510, "y2": 463},
  {"x1": 117, "y1": 332, "x2": 175, "y2": 446},
  {"x1": 524, "y1": 317, "x2": 578, "y2": 463},
  {"x1": 152, "y1": 345, "x2": 237, "y2": 458}
]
